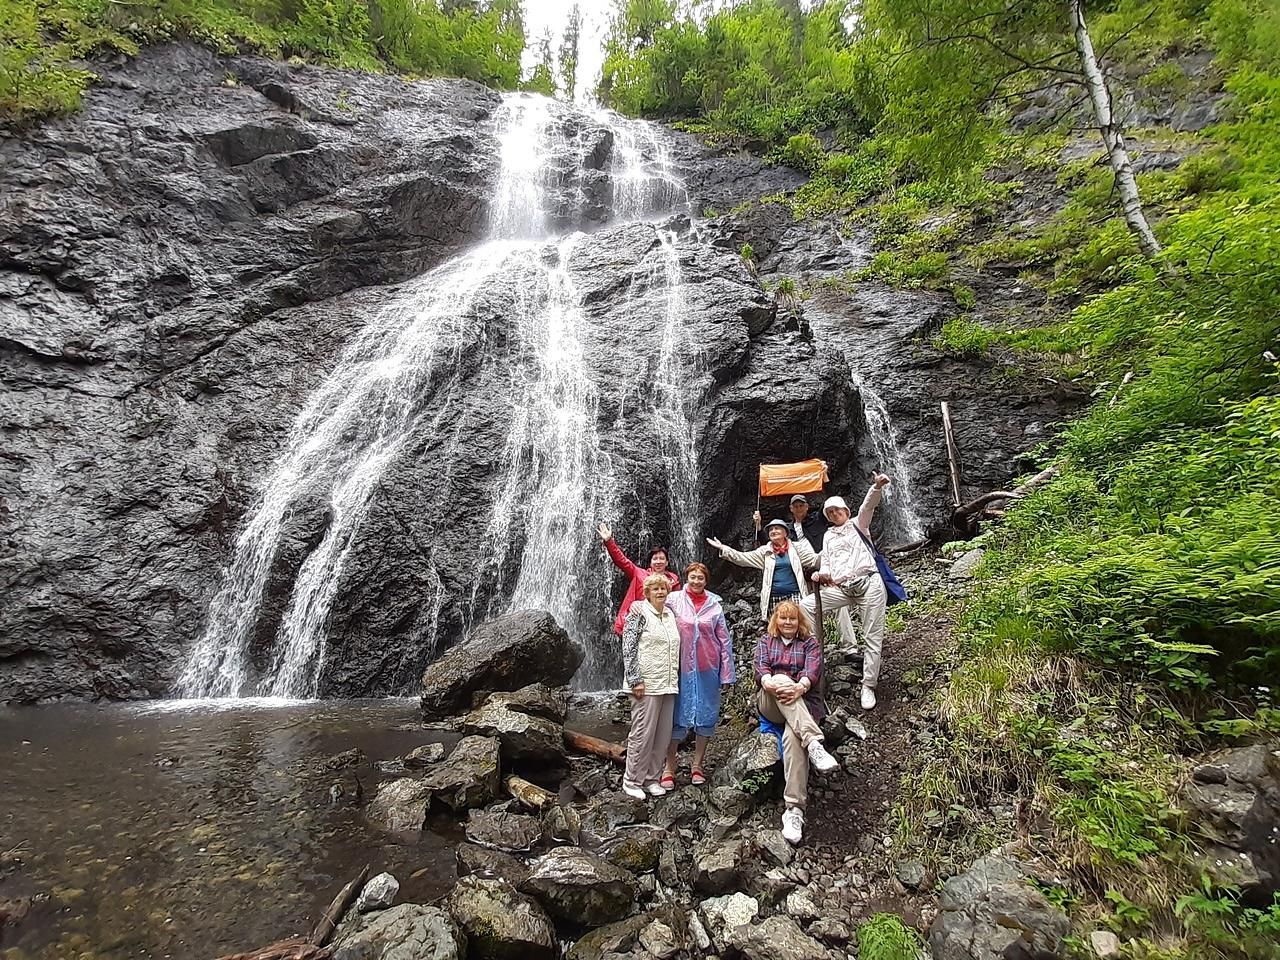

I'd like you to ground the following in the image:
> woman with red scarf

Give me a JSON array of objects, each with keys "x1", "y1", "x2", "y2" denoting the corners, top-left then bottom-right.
[{"x1": 707, "y1": 519, "x2": 820, "y2": 621}]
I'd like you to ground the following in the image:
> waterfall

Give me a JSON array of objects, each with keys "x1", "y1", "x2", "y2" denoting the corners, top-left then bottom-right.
[
  {"x1": 177, "y1": 95, "x2": 699, "y2": 698},
  {"x1": 848, "y1": 369, "x2": 926, "y2": 545}
]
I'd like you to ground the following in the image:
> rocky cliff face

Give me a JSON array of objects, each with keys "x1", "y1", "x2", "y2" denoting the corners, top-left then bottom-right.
[{"x1": 0, "y1": 44, "x2": 1062, "y2": 703}]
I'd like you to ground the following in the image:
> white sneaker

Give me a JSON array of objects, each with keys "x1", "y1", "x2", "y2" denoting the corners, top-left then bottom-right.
[
  {"x1": 781, "y1": 806, "x2": 804, "y2": 844},
  {"x1": 860, "y1": 685, "x2": 877, "y2": 710},
  {"x1": 645, "y1": 782, "x2": 668, "y2": 797},
  {"x1": 622, "y1": 782, "x2": 646, "y2": 800},
  {"x1": 806, "y1": 738, "x2": 839, "y2": 773}
]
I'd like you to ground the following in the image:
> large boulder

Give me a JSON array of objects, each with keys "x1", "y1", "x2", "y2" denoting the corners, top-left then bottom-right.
[
  {"x1": 367, "y1": 736, "x2": 500, "y2": 831},
  {"x1": 421, "y1": 612, "x2": 582, "y2": 719},
  {"x1": 1178, "y1": 743, "x2": 1280, "y2": 900},
  {"x1": 566, "y1": 905, "x2": 687, "y2": 960},
  {"x1": 522, "y1": 847, "x2": 638, "y2": 926},
  {"x1": 929, "y1": 852, "x2": 1069, "y2": 960},
  {"x1": 331, "y1": 903, "x2": 465, "y2": 960},
  {"x1": 445, "y1": 876, "x2": 556, "y2": 960}
]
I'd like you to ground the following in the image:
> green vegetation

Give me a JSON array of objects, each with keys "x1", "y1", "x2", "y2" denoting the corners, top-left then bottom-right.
[
  {"x1": 857, "y1": 913, "x2": 925, "y2": 960},
  {"x1": 602, "y1": 2, "x2": 1279, "y2": 957},
  {"x1": 1, "y1": 0, "x2": 526, "y2": 122}
]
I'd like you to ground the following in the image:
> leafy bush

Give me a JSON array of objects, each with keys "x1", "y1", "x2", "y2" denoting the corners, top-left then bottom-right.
[
  {"x1": 779, "y1": 131, "x2": 824, "y2": 173},
  {"x1": 934, "y1": 318, "x2": 993, "y2": 355},
  {"x1": 858, "y1": 914, "x2": 924, "y2": 960}
]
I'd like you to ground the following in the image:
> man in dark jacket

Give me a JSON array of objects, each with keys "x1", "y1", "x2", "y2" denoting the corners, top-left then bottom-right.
[{"x1": 754, "y1": 495, "x2": 827, "y2": 552}]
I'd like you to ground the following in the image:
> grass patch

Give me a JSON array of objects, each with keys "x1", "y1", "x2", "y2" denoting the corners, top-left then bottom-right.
[{"x1": 857, "y1": 913, "x2": 925, "y2": 960}]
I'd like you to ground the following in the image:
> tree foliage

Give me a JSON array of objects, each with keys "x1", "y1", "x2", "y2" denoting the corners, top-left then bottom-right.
[{"x1": 0, "y1": 0, "x2": 526, "y2": 121}]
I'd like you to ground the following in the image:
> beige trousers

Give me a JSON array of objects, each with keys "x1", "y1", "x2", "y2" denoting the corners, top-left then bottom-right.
[
  {"x1": 800, "y1": 573, "x2": 887, "y2": 687},
  {"x1": 758, "y1": 682, "x2": 824, "y2": 809},
  {"x1": 624, "y1": 692, "x2": 675, "y2": 788}
]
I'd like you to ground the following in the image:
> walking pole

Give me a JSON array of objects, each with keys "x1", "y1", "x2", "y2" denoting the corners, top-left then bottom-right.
[{"x1": 812, "y1": 574, "x2": 828, "y2": 699}]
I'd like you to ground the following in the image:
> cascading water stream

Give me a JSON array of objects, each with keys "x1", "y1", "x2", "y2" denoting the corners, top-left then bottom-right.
[
  {"x1": 177, "y1": 95, "x2": 701, "y2": 698},
  {"x1": 847, "y1": 370, "x2": 927, "y2": 545}
]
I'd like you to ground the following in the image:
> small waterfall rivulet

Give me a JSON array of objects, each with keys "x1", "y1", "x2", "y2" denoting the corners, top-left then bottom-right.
[{"x1": 177, "y1": 94, "x2": 698, "y2": 698}]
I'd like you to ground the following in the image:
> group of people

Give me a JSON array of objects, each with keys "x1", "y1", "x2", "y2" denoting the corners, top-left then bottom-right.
[{"x1": 601, "y1": 474, "x2": 896, "y2": 845}]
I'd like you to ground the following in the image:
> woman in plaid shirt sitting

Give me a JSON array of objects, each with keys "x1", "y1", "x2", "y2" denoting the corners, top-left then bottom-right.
[{"x1": 754, "y1": 599, "x2": 840, "y2": 844}]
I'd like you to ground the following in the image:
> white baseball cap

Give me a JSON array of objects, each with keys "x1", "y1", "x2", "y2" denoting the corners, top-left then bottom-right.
[{"x1": 822, "y1": 495, "x2": 849, "y2": 519}]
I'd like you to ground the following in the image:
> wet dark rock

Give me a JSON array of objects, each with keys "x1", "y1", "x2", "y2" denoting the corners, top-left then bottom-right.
[
  {"x1": 808, "y1": 918, "x2": 850, "y2": 944},
  {"x1": 446, "y1": 876, "x2": 556, "y2": 960},
  {"x1": 0, "y1": 897, "x2": 33, "y2": 932},
  {"x1": 456, "y1": 843, "x2": 531, "y2": 887},
  {"x1": 491, "y1": 683, "x2": 569, "y2": 722},
  {"x1": 580, "y1": 794, "x2": 649, "y2": 842},
  {"x1": 403, "y1": 743, "x2": 446, "y2": 768},
  {"x1": 466, "y1": 809, "x2": 544, "y2": 853},
  {"x1": 929, "y1": 852, "x2": 1069, "y2": 960},
  {"x1": 541, "y1": 803, "x2": 583, "y2": 846},
  {"x1": 1178, "y1": 742, "x2": 1280, "y2": 899},
  {"x1": 650, "y1": 787, "x2": 705, "y2": 829},
  {"x1": 566, "y1": 905, "x2": 687, "y2": 960},
  {"x1": 367, "y1": 735, "x2": 500, "y2": 831},
  {"x1": 463, "y1": 696, "x2": 565, "y2": 766},
  {"x1": 604, "y1": 826, "x2": 664, "y2": 874},
  {"x1": 522, "y1": 847, "x2": 638, "y2": 926},
  {"x1": 332, "y1": 903, "x2": 465, "y2": 960},
  {"x1": 420, "y1": 611, "x2": 580, "y2": 719},
  {"x1": 321, "y1": 748, "x2": 366, "y2": 771}
]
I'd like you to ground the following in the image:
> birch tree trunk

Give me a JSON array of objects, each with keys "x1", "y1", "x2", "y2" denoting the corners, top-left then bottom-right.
[{"x1": 1069, "y1": 0, "x2": 1163, "y2": 261}]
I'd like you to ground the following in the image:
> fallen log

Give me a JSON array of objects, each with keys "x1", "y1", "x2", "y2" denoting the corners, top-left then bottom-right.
[
  {"x1": 507, "y1": 774, "x2": 557, "y2": 810},
  {"x1": 216, "y1": 937, "x2": 329, "y2": 960},
  {"x1": 308, "y1": 865, "x2": 369, "y2": 948},
  {"x1": 564, "y1": 729, "x2": 625, "y2": 765},
  {"x1": 951, "y1": 465, "x2": 1061, "y2": 530}
]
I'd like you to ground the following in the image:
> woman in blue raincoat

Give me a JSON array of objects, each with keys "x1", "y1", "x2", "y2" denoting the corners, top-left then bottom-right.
[{"x1": 661, "y1": 562, "x2": 735, "y2": 787}]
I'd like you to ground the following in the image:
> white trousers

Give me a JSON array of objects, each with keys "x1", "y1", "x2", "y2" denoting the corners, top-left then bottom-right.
[{"x1": 800, "y1": 574, "x2": 887, "y2": 688}]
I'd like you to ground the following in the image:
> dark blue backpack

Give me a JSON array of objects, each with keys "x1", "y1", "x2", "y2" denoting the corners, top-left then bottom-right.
[{"x1": 854, "y1": 527, "x2": 909, "y2": 606}]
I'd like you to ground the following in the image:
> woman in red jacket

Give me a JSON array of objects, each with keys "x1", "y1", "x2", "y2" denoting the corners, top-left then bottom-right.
[{"x1": 598, "y1": 522, "x2": 681, "y2": 636}]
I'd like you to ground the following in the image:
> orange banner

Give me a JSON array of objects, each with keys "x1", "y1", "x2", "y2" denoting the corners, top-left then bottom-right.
[{"x1": 758, "y1": 459, "x2": 829, "y2": 496}]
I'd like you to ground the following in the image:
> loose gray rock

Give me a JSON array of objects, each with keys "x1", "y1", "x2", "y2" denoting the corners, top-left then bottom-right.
[
  {"x1": 581, "y1": 794, "x2": 649, "y2": 842},
  {"x1": 566, "y1": 905, "x2": 686, "y2": 960},
  {"x1": 367, "y1": 778, "x2": 437, "y2": 833},
  {"x1": 808, "y1": 918, "x2": 850, "y2": 943},
  {"x1": 783, "y1": 888, "x2": 819, "y2": 921},
  {"x1": 466, "y1": 809, "x2": 544, "y2": 853},
  {"x1": 446, "y1": 876, "x2": 555, "y2": 960},
  {"x1": 698, "y1": 892, "x2": 759, "y2": 951},
  {"x1": 356, "y1": 872, "x2": 400, "y2": 913},
  {"x1": 1089, "y1": 929, "x2": 1121, "y2": 959},
  {"x1": 714, "y1": 732, "x2": 780, "y2": 794},
  {"x1": 332, "y1": 903, "x2": 465, "y2": 960},
  {"x1": 639, "y1": 918, "x2": 681, "y2": 959},
  {"x1": 948, "y1": 549, "x2": 985, "y2": 580},
  {"x1": 605, "y1": 827, "x2": 664, "y2": 874},
  {"x1": 928, "y1": 852, "x2": 1069, "y2": 960},
  {"x1": 895, "y1": 858, "x2": 926, "y2": 890},
  {"x1": 1178, "y1": 742, "x2": 1280, "y2": 897},
  {"x1": 727, "y1": 915, "x2": 828, "y2": 960},
  {"x1": 421, "y1": 611, "x2": 581, "y2": 719},
  {"x1": 693, "y1": 837, "x2": 746, "y2": 893},
  {"x1": 542, "y1": 802, "x2": 582, "y2": 845},
  {"x1": 753, "y1": 828, "x2": 795, "y2": 867},
  {"x1": 523, "y1": 846, "x2": 638, "y2": 926},
  {"x1": 418, "y1": 736, "x2": 502, "y2": 813}
]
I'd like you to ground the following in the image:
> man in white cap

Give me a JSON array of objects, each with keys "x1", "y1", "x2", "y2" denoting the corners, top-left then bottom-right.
[{"x1": 799, "y1": 473, "x2": 892, "y2": 710}]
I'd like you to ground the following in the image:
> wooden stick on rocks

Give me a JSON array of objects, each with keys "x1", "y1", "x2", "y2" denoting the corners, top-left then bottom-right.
[
  {"x1": 506, "y1": 774, "x2": 557, "y2": 810},
  {"x1": 563, "y1": 729, "x2": 626, "y2": 765},
  {"x1": 216, "y1": 936, "x2": 330, "y2": 960},
  {"x1": 308, "y1": 865, "x2": 369, "y2": 948}
]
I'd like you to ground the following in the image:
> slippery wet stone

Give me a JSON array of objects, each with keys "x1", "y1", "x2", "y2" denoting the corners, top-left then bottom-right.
[
  {"x1": 331, "y1": 903, "x2": 465, "y2": 960},
  {"x1": 367, "y1": 736, "x2": 500, "y2": 831},
  {"x1": 698, "y1": 893, "x2": 760, "y2": 952},
  {"x1": 728, "y1": 915, "x2": 828, "y2": 960},
  {"x1": 465, "y1": 809, "x2": 544, "y2": 853},
  {"x1": 456, "y1": 843, "x2": 531, "y2": 887},
  {"x1": 446, "y1": 876, "x2": 556, "y2": 960},
  {"x1": 693, "y1": 837, "x2": 746, "y2": 893},
  {"x1": 463, "y1": 697, "x2": 564, "y2": 766},
  {"x1": 522, "y1": 847, "x2": 637, "y2": 926}
]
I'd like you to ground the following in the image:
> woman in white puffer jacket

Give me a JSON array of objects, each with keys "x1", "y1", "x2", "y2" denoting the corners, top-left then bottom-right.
[{"x1": 620, "y1": 574, "x2": 681, "y2": 800}]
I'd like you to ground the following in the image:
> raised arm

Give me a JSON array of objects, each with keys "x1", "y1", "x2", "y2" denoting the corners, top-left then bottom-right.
[
  {"x1": 855, "y1": 474, "x2": 890, "y2": 535},
  {"x1": 602, "y1": 525, "x2": 642, "y2": 579},
  {"x1": 706, "y1": 537, "x2": 767, "y2": 570}
]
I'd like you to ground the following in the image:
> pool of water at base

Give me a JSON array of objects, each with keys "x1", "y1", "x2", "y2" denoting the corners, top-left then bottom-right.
[{"x1": 0, "y1": 698, "x2": 465, "y2": 960}]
